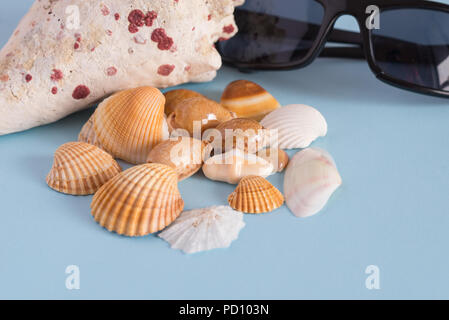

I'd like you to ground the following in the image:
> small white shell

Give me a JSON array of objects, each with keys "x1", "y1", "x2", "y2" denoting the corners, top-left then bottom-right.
[
  {"x1": 159, "y1": 206, "x2": 245, "y2": 254},
  {"x1": 260, "y1": 104, "x2": 327, "y2": 149},
  {"x1": 284, "y1": 148, "x2": 342, "y2": 218}
]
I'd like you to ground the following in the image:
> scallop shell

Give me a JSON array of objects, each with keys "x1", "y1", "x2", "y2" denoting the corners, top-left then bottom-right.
[
  {"x1": 146, "y1": 137, "x2": 205, "y2": 181},
  {"x1": 79, "y1": 87, "x2": 169, "y2": 164},
  {"x1": 91, "y1": 163, "x2": 184, "y2": 236},
  {"x1": 228, "y1": 175, "x2": 284, "y2": 214},
  {"x1": 209, "y1": 118, "x2": 271, "y2": 154},
  {"x1": 260, "y1": 104, "x2": 327, "y2": 149},
  {"x1": 164, "y1": 89, "x2": 205, "y2": 116},
  {"x1": 46, "y1": 142, "x2": 121, "y2": 195},
  {"x1": 256, "y1": 148, "x2": 289, "y2": 173},
  {"x1": 78, "y1": 114, "x2": 103, "y2": 148},
  {"x1": 167, "y1": 96, "x2": 234, "y2": 136},
  {"x1": 221, "y1": 80, "x2": 280, "y2": 121},
  {"x1": 159, "y1": 206, "x2": 245, "y2": 254},
  {"x1": 202, "y1": 148, "x2": 274, "y2": 184},
  {"x1": 284, "y1": 148, "x2": 342, "y2": 218}
]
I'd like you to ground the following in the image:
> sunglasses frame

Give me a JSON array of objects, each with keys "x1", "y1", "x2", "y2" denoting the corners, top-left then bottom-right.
[{"x1": 219, "y1": 0, "x2": 449, "y2": 98}]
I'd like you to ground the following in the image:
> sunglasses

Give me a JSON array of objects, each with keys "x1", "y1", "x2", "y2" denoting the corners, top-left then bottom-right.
[{"x1": 217, "y1": 0, "x2": 449, "y2": 98}]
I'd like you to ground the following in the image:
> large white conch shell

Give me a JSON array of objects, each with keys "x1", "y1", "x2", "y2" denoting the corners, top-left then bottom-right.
[
  {"x1": 202, "y1": 148, "x2": 274, "y2": 184},
  {"x1": 260, "y1": 104, "x2": 328, "y2": 149},
  {"x1": 0, "y1": 0, "x2": 243, "y2": 135},
  {"x1": 159, "y1": 206, "x2": 245, "y2": 254},
  {"x1": 284, "y1": 148, "x2": 342, "y2": 218}
]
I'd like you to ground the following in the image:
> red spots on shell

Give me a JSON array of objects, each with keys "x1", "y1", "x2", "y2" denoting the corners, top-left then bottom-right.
[
  {"x1": 51, "y1": 87, "x2": 58, "y2": 95},
  {"x1": 74, "y1": 34, "x2": 81, "y2": 50},
  {"x1": 25, "y1": 74, "x2": 32, "y2": 82},
  {"x1": 184, "y1": 65, "x2": 191, "y2": 72},
  {"x1": 106, "y1": 67, "x2": 118, "y2": 76},
  {"x1": 208, "y1": 14, "x2": 212, "y2": 21},
  {"x1": 0, "y1": 74, "x2": 9, "y2": 82},
  {"x1": 74, "y1": 42, "x2": 80, "y2": 50},
  {"x1": 158, "y1": 64, "x2": 175, "y2": 76},
  {"x1": 128, "y1": 9, "x2": 158, "y2": 33},
  {"x1": 218, "y1": 37, "x2": 229, "y2": 42},
  {"x1": 223, "y1": 24, "x2": 235, "y2": 34},
  {"x1": 50, "y1": 69, "x2": 63, "y2": 81},
  {"x1": 128, "y1": 24, "x2": 139, "y2": 33},
  {"x1": 151, "y1": 28, "x2": 174, "y2": 50},
  {"x1": 114, "y1": 13, "x2": 120, "y2": 21},
  {"x1": 145, "y1": 11, "x2": 157, "y2": 27},
  {"x1": 128, "y1": 9, "x2": 145, "y2": 26},
  {"x1": 72, "y1": 85, "x2": 90, "y2": 100},
  {"x1": 106, "y1": 29, "x2": 113, "y2": 36},
  {"x1": 101, "y1": 5, "x2": 110, "y2": 16}
]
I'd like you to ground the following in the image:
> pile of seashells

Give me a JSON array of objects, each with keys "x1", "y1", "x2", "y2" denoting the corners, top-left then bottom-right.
[{"x1": 46, "y1": 80, "x2": 342, "y2": 254}]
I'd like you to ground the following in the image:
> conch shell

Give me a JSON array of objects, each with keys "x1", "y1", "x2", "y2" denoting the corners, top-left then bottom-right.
[
  {"x1": 79, "y1": 87, "x2": 169, "y2": 164},
  {"x1": 92, "y1": 163, "x2": 184, "y2": 236},
  {"x1": 284, "y1": 148, "x2": 342, "y2": 218},
  {"x1": 260, "y1": 104, "x2": 327, "y2": 149},
  {"x1": 202, "y1": 148, "x2": 273, "y2": 184},
  {"x1": 167, "y1": 96, "x2": 234, "y2": 136},
  {"x1": 0, "y1": 0, "x2": 243, "y2": 135},
  {"x1": 221, "y1": 80, "x2": 280, "y2": 121},
  {"x1": 159, "y1": 206, "x2": 245, "y2": 254},
  {"x1": 46, "y1": 142, "x2": 121, "y2": 195},
  {"x1": 146, "y1": 137, "x2": 205, "y2": 181},
  {"x1": 228, "y1": 175, "x2": 284, "y2": 214},
  {"x1": 164, "y1": 89, "x2": 205, "y2": 116}
]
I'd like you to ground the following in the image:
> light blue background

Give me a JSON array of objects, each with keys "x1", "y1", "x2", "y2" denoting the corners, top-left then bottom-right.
[{"x1": 1, "y1": 1, "x2": 449, "y2": 300}]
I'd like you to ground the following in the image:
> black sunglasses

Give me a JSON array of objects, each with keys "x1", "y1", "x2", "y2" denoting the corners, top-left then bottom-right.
[{"x1": 217, "y1": 0, "x2": 449, "y2": 98}]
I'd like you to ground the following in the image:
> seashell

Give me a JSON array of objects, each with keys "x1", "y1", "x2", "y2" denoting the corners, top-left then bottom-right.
[
  {"x1": 208, "y1": 118, "x2": 271, "y2": 154},
  {"x1": 256, "y1": 148, "x2": 289, "y2": 173},
  {"x1": 91, "y1": 163, "x2": 184, "y2": 236},
  {"x1": 159, "y1": 206, "x2": 245, "y2": 254},
  {"x1": 78, "y1": 114, "x2": 103, "y2": 148},
  {"x1": 167, "y1": 96, "x2": 234, "y2": 136},
  {"x1": 146, "y1": 137, "x2": 205, "y2": 181},
  {"x1": 221, "y1": 80, "x2": 281, "y2": 121},
  {"x1": 164, "y1": 89, "x2": 205, "y2": 116},
  {"x1": 46, "y1": 142, "x2": 121, "y2": 195},
  {"x1": 202, "y1": 148, "x2": 274, "y2": 184},
  {"x1": 228, "y1": 175, "x2": 284, "y2": 214},
  {"x1": 260, "y1": 104, "x2": 327, "y2": 149},
  {"x1": 79, "y1": 87, "x2": 169, "y2": 164},
  {"x1": 284, "y1": 148, "x2": 342, "y2": 218}
]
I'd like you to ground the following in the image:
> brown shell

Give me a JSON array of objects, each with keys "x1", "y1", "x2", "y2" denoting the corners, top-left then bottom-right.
[
  {"x1": 256, "y1": 148, "x2": 289, "y2": 173},
  {"x1": 164, "y1": 89, "x2": 204, "y2": 116},
  {"x1": 213, "y1": 118, "x2": 268, "y2": 153},
  {"x1": 46, "y1": 142, "x2": 121, "y2": 195},
  {"x1": 167, "y1": 96, "x2": 234, "y2": 136},
  {"x1": 221, "y1": 80, "x2": 280, "y2": 121},
  {"x1": 228, "y1": 175, "x2": 284, "y2": 214},
  {"x1": 91, "y1": 163, "x2": 184, "y2": 236},
  {"x1": 146, "y1": 137, "x2": 205, "y2": 181}
]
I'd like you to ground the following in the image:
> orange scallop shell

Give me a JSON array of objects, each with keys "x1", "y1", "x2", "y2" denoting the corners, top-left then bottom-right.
[
  {"x1": 80, "y1": 87, "x2": 169, "y2": 164},
  {"x1": 46, "y1": 142, "x2": 121, "y2": 195},
  {"x1": 228, "y1": 175, "x2": 284, "y2": 214},
  {"x1": 91, "y1": 163, "x2": 184, "y2": 236}
]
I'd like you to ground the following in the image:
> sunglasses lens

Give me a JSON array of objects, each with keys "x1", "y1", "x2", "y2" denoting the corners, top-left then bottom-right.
[
  {"x1": 218, "y1": 0, "x2": 325, "y2": 66},
  {"x1": 372, "y1": 8, "x2": 449, "y2": 92}
]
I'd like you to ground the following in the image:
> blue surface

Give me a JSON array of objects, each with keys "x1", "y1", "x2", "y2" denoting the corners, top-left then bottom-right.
[{"x1": 1, "y1": 1, "x2": 449, "y2": 300}]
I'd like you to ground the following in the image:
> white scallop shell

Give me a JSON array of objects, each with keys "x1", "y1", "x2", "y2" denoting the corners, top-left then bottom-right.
[
  {"x1": 284, "y1": 148, "x2": 342, "y2": 218},
  {"x1": 260, "y1": 104, "x2": 328, "y2": 149},
  {"x1": 159, "y1": 206, "x2": 245, "y2": 254}
]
